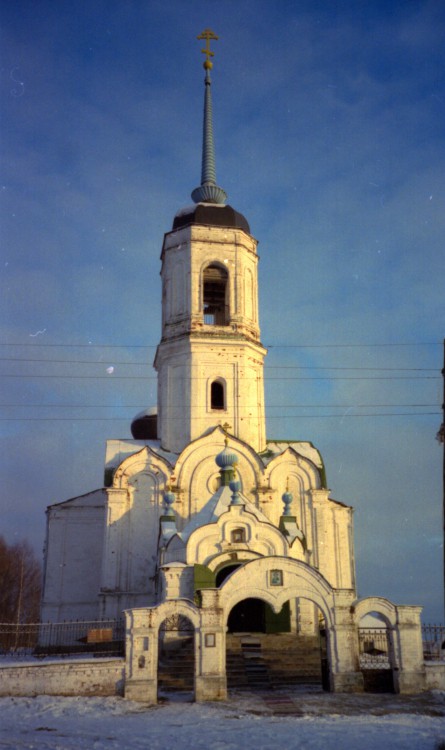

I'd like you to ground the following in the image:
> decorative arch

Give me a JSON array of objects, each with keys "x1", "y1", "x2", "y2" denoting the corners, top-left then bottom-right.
[
  {"x1": 184, "y1": 507, "x2": 289, "y2": 566},
  {"x1": 174, "y1": 426, "x2": 265, "y2": 520},
  {"x1": 265, "y1": 447, "x2": 323, "y2": 529},
  {"x1": 171, "y1": 258, "x2": 186, "y2": 316},
  {"x1": 154, "y1": 598, "x2": 201, "y2": 631},
  {"x1": 352, "y1": 596, "x2": 398, "y2": 629},
  {"x1": 112, "y1": 446, "x2": 173, "y2": 490},
  {"x1": 266, "y1": 447, "x2": 322, "y2": 492},
  {"x1": 207, "y1": 550, "x2": 263, "y2": 575},
  {"x1": 163, "y1": 277, "x2": 171, "y2": 324},
  {"x1": 105, "y1": 448, "x2": 174, "y2": 599},
  {"x1": 244, "y1": 267, "x2": 254, "y2": 320}
]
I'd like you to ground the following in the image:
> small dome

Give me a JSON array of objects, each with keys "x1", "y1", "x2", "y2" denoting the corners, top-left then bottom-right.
[
  {"x1": 282, "y1": 489, "x2": 293, "y2": 516},
  {"x1": 215, "y1": 443, "x2": 238, "y2": 469},
  {"x1": 172, "y1": 203, "x2": 250, "y2": 233},
  {"x1": 163, "y1": 488, "x2": 176, "y2": 516},
  {"x1": 131, "y1": 407, "x2": 158, "y2": 440}
]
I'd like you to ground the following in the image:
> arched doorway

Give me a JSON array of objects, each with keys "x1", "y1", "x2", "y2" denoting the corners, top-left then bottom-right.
[
  {"x1": 228, "y1": 597, "x2": 266, "y2": 633},
  {"x1": 157, "y1": 614, "x2": 195, "y2": 700}
]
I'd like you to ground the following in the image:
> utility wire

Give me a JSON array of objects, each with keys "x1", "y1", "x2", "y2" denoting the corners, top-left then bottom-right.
[
  {"x1": 0, "y1": 357, "x2": 437, "y2": 371},
  {"x1": 0, "y1": 341, "x2": 442, "y2": 349},
  {"x1": 0, "y1": 412, "x2": 440, "y2": 422},
  {"x1": 0, "y1": 403, "x2": 438, "y2": 409},
  {"x1": 0, "y1": 374, "x2": 439, "y2": 380}
]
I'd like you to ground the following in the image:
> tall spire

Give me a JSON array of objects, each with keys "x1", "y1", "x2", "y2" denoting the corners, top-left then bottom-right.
[{"x1": 191, "y1": 29, "x2": 227, "y2": 205}]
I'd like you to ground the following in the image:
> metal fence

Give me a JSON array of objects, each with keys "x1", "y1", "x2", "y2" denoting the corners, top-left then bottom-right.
[
  {"x1": 358, "y1": 627, "x2": 391, "y2": 669},
  {"x1": 422, "y1": 624, "x2": 445, "y2": 661},
  {"x1": 0, "y1": 619, "x2": 125, "y2": 659},
  {"x1": 358, "y1": 624, "x2": 445, "y2": 664},
  {"x1": 2, "y1": 619, "x2": 443, "y2": 662}
]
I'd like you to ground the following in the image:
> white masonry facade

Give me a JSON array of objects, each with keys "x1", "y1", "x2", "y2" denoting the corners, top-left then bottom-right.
[{"x1": 41, "y1": 33, "x2": 427, "y2": 702}]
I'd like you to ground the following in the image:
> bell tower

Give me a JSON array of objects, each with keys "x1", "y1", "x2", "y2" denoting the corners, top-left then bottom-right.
[{"x1": 154, "y1": 30, "x2": 267, "y2": 454}]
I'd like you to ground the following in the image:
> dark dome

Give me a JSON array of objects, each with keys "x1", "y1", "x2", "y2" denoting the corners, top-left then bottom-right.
[
  {"x1": 131, "y1": 408, "x2": 158, "y2": 440},
  {"x1": 172, "y1": 203, "x2": 250, "y2": 234}
]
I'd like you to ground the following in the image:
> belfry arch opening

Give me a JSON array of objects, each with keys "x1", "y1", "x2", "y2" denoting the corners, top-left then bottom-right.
[{"x1": 203, "y1": 264, "x2": 228, "y2": 325}]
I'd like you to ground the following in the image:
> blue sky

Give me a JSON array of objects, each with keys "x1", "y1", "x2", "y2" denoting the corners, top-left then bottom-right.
[{"x1": 1, "y1": 0, "x2": 444, "y2": 622}]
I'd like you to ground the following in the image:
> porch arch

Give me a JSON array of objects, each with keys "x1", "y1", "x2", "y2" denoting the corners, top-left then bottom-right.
[
  {"x1": 219, "y1": 558, "x2": 338, "y2": 690},
  {"x1": 219, "y1": 557, "x2": 335, "y2": 630}
]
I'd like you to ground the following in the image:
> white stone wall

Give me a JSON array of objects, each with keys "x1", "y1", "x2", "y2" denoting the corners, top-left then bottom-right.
[
  {"x1": 310, "y1": 490, "x2": 355, "y2": 589},
  {"x1": 0, "y1": 659, "x2": 124, "y2": 697},
  {"x1": 425, "y1": 662, "x2": 445, "y2": 690},
  {"x1": 41, "y1": 490, "x2": 106, "y2": 622},
  {"x1": 154, "y1": 223, "x2": 266, "y2": 454},
  {"x1": 100, "y1": 449, "x2": 172, "y2": 618}
]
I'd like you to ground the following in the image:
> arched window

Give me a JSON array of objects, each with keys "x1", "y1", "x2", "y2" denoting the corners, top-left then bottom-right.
[
  {"x1": 203, "y1": 264, "x2": 228, "y2": 325},
  {"x1": 211, "y1": 380, "x2": 225, "y2": 410}
]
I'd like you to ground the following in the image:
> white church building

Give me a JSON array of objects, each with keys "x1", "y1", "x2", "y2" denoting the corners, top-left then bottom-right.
[{"x1": 41, "y1": 30, "x2": 427, "y2": 702}]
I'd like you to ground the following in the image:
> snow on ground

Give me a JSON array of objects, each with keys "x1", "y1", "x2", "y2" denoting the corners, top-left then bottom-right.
[{"x1": 0, "y1": 691, "x2": 444, "y2": 750}]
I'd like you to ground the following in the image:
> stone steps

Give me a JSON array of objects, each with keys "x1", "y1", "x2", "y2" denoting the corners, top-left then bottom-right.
[
  {"x1": 226, "y1": 633, "x2": 324, "y2": 691},
  {"x1": 157, "y1": 632, "x2": 326, "y2": 692}
]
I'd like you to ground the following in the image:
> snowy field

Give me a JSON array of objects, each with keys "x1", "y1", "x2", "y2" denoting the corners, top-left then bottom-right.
[{"x1": 0, "y1": 691, "x2": 444, "y2": 750}]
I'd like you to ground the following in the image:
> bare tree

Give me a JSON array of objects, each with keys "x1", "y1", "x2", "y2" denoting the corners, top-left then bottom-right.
[{"x1": 0, "y1": 537, "x2": 42, "y2": 623}]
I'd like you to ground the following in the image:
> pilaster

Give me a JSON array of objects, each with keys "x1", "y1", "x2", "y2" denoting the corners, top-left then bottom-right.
[
  {"x1": 195, "y1": 589, "x2": 227, "y2": 701},
  {"x1": 330, "y1": 592, "x2": 364, "y2": 693},
  {"x1": 392, "y1": 605, "x2": 426, "y2": 693},
  {"x1": 124, "y1": 608, "x2": 158, "y2": 704}
]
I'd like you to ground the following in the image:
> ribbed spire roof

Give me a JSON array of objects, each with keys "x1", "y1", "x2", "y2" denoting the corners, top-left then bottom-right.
[{"x1": 191, "y1": 29, "x2": 227, "y2": 205}]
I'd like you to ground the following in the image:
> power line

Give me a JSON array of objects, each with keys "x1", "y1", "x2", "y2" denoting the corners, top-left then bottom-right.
[
  {"x1": 0, "y1": 341, "x2": 442, "y2": 349},
  {"x1": 0, "y1": 357, "x2": 437, "y2": 372},
  {"x1": 0, "y1": 374, "x2": 439, "y2": 380},
  {"x1": 0, "y1": 403, "x2": 438, "y2": 409},
  {"x1": 267, "y1": 366, "x2": 437, "y2": 372},
  {"x1": 0, "y1": 343, "x2": 157, "y2": 349},
  {"x1": 0, "y1": 412, "x2": 440, "y2": 422}
]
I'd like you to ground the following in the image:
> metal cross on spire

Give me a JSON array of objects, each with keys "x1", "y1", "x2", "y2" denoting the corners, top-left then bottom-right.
[
  {"x1": 197, "y1": 28, "x2": 219, "y2": 69},
  {"x1": 191, "y1": 29, "x2": 227, "y2": 205}
]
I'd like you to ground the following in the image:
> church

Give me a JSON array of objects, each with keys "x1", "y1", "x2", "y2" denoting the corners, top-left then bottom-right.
[{"x1": 41, "y1": 30, "x2": 426, "y2": 702}]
